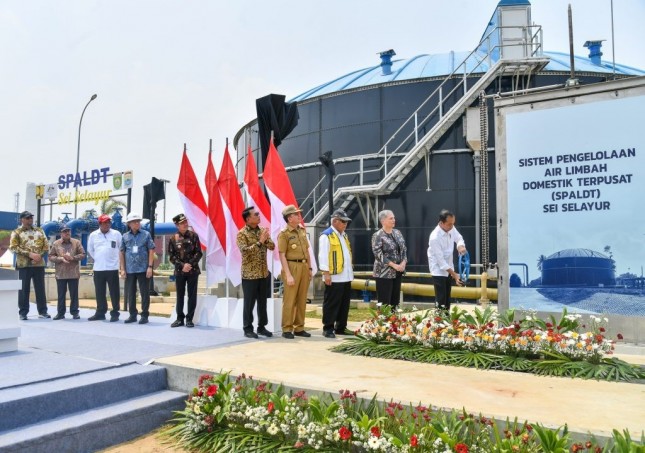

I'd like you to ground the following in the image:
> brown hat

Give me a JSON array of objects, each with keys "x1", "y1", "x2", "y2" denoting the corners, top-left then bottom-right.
[
  {"x1": 173, "y1": 213, "x2": 187, "y2": 224},
  {"x1": 60, "y1": 224, "x2": 71, "y2": 232},
  {"x1": 281, "y1": 205, "x2": 302, "y2": 217},
  {"x1": 20, "y1": 211, "x2": 34, "y2": 219}
]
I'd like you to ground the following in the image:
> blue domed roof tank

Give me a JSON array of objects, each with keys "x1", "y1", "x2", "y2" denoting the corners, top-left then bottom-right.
[{"x1": 541, "y1": 248, "x2": 615, "y2": 286}]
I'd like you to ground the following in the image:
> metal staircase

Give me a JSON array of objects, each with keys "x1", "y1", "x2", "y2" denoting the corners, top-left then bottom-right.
[{"x1": 302, "y1": 25, "x2": 549, "y2": 227}]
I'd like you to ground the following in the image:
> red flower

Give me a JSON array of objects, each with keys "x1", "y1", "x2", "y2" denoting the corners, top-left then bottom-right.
[
  {"x1": 410, "y1": 434, "x2": 418, "y2": 447},
  {"x1": 267, "y1": 402, "x2": 275, "y2": 413},
  {"x1": 370, "y1": 426, "x2": 381, "y2": 438},
  {"x1": 455, "y1": 443, "x2": 469, "y2": 453},
  {"x1": 198, "y1": 374, "x2": 213, "y2": 386},
  {"x1": 617, "y1": 333, "x2": 624, "y2": 340},
  {"x1": 599, "y1": 327, "x2": 605, "y2": 332},
  {"x1": 206, "y1": 385, "x2": 218, "y2": 397},
  {"x1": 339, "y1": 426, "x2": 352, "y2": 441},
  {"x1": 294, "y1": 441, "x2": 304, "y2": 448}
]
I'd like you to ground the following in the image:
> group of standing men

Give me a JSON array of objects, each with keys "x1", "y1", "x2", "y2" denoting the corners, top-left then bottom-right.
[
  {"x1": 10, "y1": 205, "x2": 467, "y2": 334},
  {"x1": 10, "y1": 211, "x2": 158, "y2": 324}
]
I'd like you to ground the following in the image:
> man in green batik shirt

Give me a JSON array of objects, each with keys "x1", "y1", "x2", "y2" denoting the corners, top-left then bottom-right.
[{"x1": 9, "y1": 211, "x2": 51, "y2": 320}]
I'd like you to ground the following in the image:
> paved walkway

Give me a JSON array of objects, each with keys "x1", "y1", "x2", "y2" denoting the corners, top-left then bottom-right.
[{"x1": 11, "y1": 300, "x2": 645, "y2": 441}]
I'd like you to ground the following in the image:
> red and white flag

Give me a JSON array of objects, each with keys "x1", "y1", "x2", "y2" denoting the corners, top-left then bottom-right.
[
  {"x1": 243, "y1": 144, "x2": 271, "y2": 229},
  {"x1": 262, "y1": 139, "x2": 318, "y2": 276},
  {"x1": 176, "y1": 148, "x2": 208, "y2": 250},
  {"x1": 243, "y1": 144, "x2": 275, "y2": 272},
  {"x1": 204, "y1": 150, "x2": 227, "y2": 286},
  {"x1": 217, "y1": 143, "x2": 245, "y2": 287}
]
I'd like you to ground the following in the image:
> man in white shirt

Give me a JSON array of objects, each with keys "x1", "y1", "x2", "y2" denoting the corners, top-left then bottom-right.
[
  {"x1": 427, "y1": 209, "x2": 467, "y2": 311},
  {"x1": 87, "y1": 214, "x2": 122, "y2": 321},
  {"x1": 318, "y1": 209, "x2": 354, "y2": 338}
]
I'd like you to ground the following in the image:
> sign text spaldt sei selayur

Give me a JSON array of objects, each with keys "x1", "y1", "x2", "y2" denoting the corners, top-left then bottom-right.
[{"x1": 57, "y1": 167, "x2": 112, "y2": 205}]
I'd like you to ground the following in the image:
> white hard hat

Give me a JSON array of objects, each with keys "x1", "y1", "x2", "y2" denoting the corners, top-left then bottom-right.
[{"x1": 126, "y1": 212, "x2": 143, "y2": 223}]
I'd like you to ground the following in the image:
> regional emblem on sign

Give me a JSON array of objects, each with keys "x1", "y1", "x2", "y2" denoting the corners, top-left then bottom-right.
[
  {"x1": 113, "y1": 173, "x2": 123, "y2": 190},
  {"x1": 123, "y1": 171, "x2": 133, "y2": 189}
]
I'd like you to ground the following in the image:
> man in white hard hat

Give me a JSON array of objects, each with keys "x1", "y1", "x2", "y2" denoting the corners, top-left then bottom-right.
[{"x1": 119, "y1": 213, "x2": 155, "y2": 324}]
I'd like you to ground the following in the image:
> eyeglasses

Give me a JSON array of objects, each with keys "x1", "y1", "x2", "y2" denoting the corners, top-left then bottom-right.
[
  {"x1": 338, "y1": 219, "x2": 348, "y2": 224},
  {"x1": 252, "y1": 212, "x2": 260, "y2": 217}
]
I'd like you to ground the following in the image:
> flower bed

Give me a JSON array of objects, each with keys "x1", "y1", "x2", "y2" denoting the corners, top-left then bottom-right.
[
  {"x1": 163, "y1": 372, "x2": 644, "y2": 452},
  {"x1": 331, "y1": 306, "x2": 644, "y2": 382}
]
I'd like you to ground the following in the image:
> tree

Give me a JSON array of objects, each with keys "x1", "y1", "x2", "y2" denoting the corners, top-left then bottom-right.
[
  {"x1": 509, "y1": 273, "x2": 522, "y2": 287},
  {"x1": 537, "y1": 254, "x2": 547, "y2": 271},
  {"x1": 603, "y1": 245, "x2": 613, "y2": 259},
  {"x1": 99, "y1": 198, "x2": 126, "y2": 216}
]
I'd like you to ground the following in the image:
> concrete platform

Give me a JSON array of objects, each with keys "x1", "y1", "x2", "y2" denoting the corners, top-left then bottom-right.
[
  {"x1": 3, "y1": 299, "x2": 644, "y2": 447},
  {"x1": 155, "y1": 315, "x2": 645, "y2": 441}
]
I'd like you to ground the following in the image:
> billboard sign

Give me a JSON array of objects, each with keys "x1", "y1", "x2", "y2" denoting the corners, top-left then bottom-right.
[{"x1": 496, "y1": 79, "x2": 645, "y2": 322}]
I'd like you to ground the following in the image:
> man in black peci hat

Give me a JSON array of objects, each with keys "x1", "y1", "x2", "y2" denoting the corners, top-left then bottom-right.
[
  {"x1": 9, "y1": 211, "x2": 51, "y2": 320},
  {"x1": 168, "y1": 213, "x2": 202, "y2": 328}
]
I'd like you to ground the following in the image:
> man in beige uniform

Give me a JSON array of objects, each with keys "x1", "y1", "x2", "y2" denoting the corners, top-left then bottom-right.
[{"x1": 277, "y1": 205, "x2": 312, "y2": 339}]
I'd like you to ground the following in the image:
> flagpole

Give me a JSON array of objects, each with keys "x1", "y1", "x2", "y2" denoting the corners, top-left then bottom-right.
[
  {"x1": 225, "y1": 137, "x2": 231, "y2": 301},
  {"x1": 269, "y1": 131, "x2": 275, "y2": 301}
]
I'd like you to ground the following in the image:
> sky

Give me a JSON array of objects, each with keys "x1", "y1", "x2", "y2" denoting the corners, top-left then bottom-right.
[{"x1": 1, "y1": 0, "x2": 643, "y2": 223}]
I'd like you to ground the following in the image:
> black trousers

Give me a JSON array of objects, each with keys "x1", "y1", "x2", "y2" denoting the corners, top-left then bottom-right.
[
  {"x1": 322, "y1": 281, "x2": 351, "y2": 333},
  {"x1": 126, "y1": 272, "x2": 150, "y2": 318},
  {"x1": 375, "y1": 272, "x2": 403, "y2": 308},
  {"x1": 433, "y1": 275, "x2": 453, "y2": 310},
  {"x1": 18, "y1": 267, "x2": 48, "y2": 316},
  {"x1": 242, "y1": 277, "x2": 268, "y2": 333},
  {"x1": 93, "y1": 270, "x2": 121, "y2": 317},
  {"x1": 56, "y1": 278, "x2": 79, "y2": 315},
  {"x1": 175, "y1": 272, "x2": 199, "y2": 322}
]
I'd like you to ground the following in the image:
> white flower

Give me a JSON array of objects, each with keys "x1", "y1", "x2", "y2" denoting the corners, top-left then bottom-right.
[{"x1": 368, "y1": 436, "x2": 380, "y2": 449}]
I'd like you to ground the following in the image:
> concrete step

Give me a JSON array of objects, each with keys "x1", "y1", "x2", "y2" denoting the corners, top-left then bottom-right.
[
  {"x1": 0, "y1": 390, "x2": 186, "y2": 453},
  {"x1": 0, "y1": 363, "x2": 168, "y2": 432}
]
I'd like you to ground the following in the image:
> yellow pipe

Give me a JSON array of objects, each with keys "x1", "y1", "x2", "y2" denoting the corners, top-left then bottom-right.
[
  {"x1": 351, "y1": 278, "x2": 498, "y2": 301},
  {"x1": 352, "y1": 271, "x2": 496, "y2": 281}
]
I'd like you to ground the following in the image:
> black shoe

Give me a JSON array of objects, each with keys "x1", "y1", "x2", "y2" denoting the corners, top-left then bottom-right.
[
  {"x1": 124, "y1": 316, "x2": 137, "y2": 324},
  {"x1": 186, "y1": 320, "x2": 194, "y2": 328},
  {"x1": 138, "y1": 317, "x2": 148, "y2": 325},
  {"x1": 72, "y1": 314, "x2": 81, "y2": 320},
  {"x1": 38, "y1": 313, "x2": 51, "y2": 319},
  {"x1": 53, "y1": 314, "x2": 65, "y2": 320},
  {"x1": 244, "y1": 331, "x2": 259, "y2": 339},
  {"x1": 334, "y1": 328, "x2": 354, "y2": 335},
  {"x1": 19, "y1": 315, "x2": 28, "y2": 321},
  {"x1": 282, "y1": 332, "x2": 294, "y2": 339},
  {"x1": 171, "y1": 319, "x2": 184, "y2": 328},
  {"x1": 109, "y1": 316, "x2": 119, "y2": 322},
  {"x1": 294, "y1": 330, "x2": 311, "y2": 338},
  {"x1": 88, "y1": 314, "x2": 106, "y2": 321},
  {"x1": 257, "y1": 327, "x2": 273, "y2": 337},
  {"x1": 323, "y1": 331, "x2": 336, "y2": 338}
]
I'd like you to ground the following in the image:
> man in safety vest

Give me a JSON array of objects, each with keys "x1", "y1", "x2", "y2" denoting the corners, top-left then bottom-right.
[{"x1": 318, "y1": 209, "x2": 354, "y2": 338}]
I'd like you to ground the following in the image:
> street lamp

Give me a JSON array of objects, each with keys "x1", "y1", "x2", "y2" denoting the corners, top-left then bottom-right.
[{"x1": 74, "y1": 93, "x2": 98, "y2": 218}]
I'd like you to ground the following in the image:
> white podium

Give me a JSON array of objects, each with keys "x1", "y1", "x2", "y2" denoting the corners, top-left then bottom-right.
[
  {"x1": 194, "y1": 295, "x2": 282, "y2": 331},
  {"x1": 0, "y1": 280, "x2": 22, "y2": 353}
]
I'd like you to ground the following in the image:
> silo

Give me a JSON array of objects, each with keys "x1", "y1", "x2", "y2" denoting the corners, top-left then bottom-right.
[
  {"x1": 541, "y1": 248, "x2": 616, "y2": 287},
  {"x1": 234, "y1": 0, "x2": 645, "y2": 273}
]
